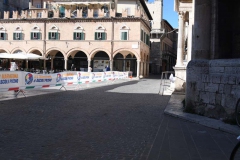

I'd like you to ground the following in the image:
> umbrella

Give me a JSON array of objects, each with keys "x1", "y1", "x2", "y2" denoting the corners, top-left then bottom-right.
[{"x1": 0, "y1": 52, "x2": 48, "y2": 60}]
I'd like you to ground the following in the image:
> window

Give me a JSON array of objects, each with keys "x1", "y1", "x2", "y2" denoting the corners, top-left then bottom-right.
[
  {"x1": 73, "y1": 32, "x2": 85, "y2": 40},
  {"x1": 95, "y1": 32, "x2": 106, "y2": 40},
  {"x1": 31, "y1": 32, "x2": 41, "y2": 40},
  {"x1": 36, "y1": 4, "x2": 42, "y2": 8},
  {"x1": 37, "y1": 12, "x2": 42, "y2": 18},
  {"x1": 13, "y1": 33, "x2": 22, "y2": 40},
  {"x1": 121, "y1": 32, "x2": 128, "y2": 40},
  {"x1": 48, "y1": 32, "x2": 59, "y2": 40},
  {"x1": 0, "y1": 33, "x2": 6, "y2": 40}
]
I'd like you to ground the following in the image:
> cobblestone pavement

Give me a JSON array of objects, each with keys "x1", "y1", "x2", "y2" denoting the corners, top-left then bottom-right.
[{"x1": 0, "y1": 77, "x2": 239, "y2": 160}]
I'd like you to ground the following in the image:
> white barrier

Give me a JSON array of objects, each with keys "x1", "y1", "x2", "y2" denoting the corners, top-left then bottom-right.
[{"x1": 0, "y1": 71, "x2": 130, "y2": 92}]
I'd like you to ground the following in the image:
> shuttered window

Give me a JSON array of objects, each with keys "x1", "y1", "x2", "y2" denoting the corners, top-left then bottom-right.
[
  {"x1": 121, "y1": 32, "x2": 128, "y2": 40},
  {"x1": 13, "y1": 33, "x2": 23, "y2": 40},
  {"x1": 0, "y1": 33, "x2": 6, "y2": 40},
  {"x1": 73, "y1": 32, "x2": 85, "y2": 40},
  {"x1": 94, "y1": 32, "x2": 106, "y2": 40},
  {"x1": 48, "y1": 32, "x2": 59, "y2": 40},
  {"x1": 31, "y1": 32, "x2": 41, "y2": 40}
]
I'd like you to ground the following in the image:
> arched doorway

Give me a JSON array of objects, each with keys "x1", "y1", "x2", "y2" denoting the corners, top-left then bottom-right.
[
  {"x1": 113, "y1": 53, "x2": 137, "y2": 75},
  {"x1": 0, "y1": 49, "x2": 9, "y2": 70},
  {"x1": 92, "y1": 51, "x2": 109, "y2": 72},
  {"x1": 53, "y1": 52, "x2": 64, "y2": 71},
  {"x1": 68, "y1": 51, "x2": 88, "y2": 71}
]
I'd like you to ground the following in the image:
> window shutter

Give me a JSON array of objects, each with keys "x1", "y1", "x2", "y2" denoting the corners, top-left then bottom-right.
[
  {"x1": 121, "y1": 32, "x2": 124, "y2": 40},
  {"x1": 95, "y1": 32, "x2": 97, "y2": 40},
  {"x1": 4, "y1": 33, "x2": 6, "y2": 40},
  {"x1": 48, "y1": 32, "x2": 51, "y2": 40},
  {"x1": 102, "y1": 33, "x2": 106, "y2": 40},
  {"x1": 57, "y1": 33, "x2": 60, "y2": 40},
  {"x1": 39, "y1": 33, "x2": 41, "y2": 40},
  {"x1": 31, "y1": 32, "x2": 33, "y2": 40},
  {"x1": 81, "y1": 33, "x2": 85, "y2": 40},
  {"x1": 124, "y1": 32, "x2": 127, "y2": 40},
  {"x1": 13, "y1": 33, "x2": 16, "y2": 40},
  {"x1": 20, "y1": 33, "x2": 23, "y2": 40},
  {"x1": 73, "y1": 32, "x2": 76, "y2": 40},
  {"x1": 141, "y1": 30, "x2": 143, "y2": 41}
]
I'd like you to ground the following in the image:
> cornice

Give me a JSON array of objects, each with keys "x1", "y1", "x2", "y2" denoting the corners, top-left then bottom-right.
[{"x1": 0, "y1": 17, "x2": 151, "y2": 31}]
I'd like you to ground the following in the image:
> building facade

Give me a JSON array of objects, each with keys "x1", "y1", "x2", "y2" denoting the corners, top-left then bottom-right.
[
  {"x1": 147, "y1": 0, "x2": 177, "y2": 75},
  {"x1": 0, "y1": 0, "x2": 152, "y2": 78}
]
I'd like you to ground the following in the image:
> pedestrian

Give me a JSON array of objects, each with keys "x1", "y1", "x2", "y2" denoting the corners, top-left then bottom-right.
[
  {"x1": 71, "y1": 64, "x2": 75, "y2": 71},
  {"x1": 106, "y1": 65, "x2": 110, "y2": 71}
]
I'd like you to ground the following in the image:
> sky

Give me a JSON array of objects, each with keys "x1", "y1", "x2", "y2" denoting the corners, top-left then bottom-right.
[{"x1": 148, "y1": 0, "x2": 178, "y2": 28}]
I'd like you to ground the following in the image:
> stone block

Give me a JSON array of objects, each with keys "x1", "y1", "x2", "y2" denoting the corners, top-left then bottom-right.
[
  {"x1": 200, "y1": 91, "x2": 209, "y2": 103},
  {"x1": 209, "y1": 92, "x2": 216, "y2": 105},
  {"x1": 201, "y1": 67, "x2": 209, "y2": 74},
  {"x1": 221, "y1": 94, "x2": 226, "y2": 107},
  {"x1": 228, "y1": 76, "x2": 236, "y2": 85},
  {"x1": 231, "y1": 85, "x2": 240, "y2": 97},
  {"x1": 204, "y1": 83, "x2": 219, "y2": 92},
  {"x1": 225, "y1": 67, "x2": 236, "y2": 73},
  {"x1": 223, "y1": 84, "x2": 232, "y2": 94},
  {"x1": 202, "y1": 74, "x2": 209, "y2": 83},
  {"x1": 210, "y1": 59, "x2": 240, "y2": 67},
  {"x1": 219, "y1": 84, "x2": 224, "y2": 94},
  {"x1": 209, "y1": 67, "x2": 224, "y2": 73},
  {"x1": 211, "y1": 74, "x2": 221, "y2": 84},
  {"x1": 197, "y1": 82, "x2": 204, "y2": 91},
  {"x1": 215, "y1": 93, "x2": 222, "y2": 105},
  {"x1": 236, "y1": 76, "x2": 240, "y2": 85},
  {"x1": 221, "y1": 75, "x2": 229, "y2": 84},
  {"x1": 225, "y1": 94, "x2": 237, "y2": 109}
]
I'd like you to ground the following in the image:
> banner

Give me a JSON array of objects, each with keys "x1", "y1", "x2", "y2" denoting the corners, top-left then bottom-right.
[{"x1": 0, "y1": 71, "x2": 131, "y2": 92}]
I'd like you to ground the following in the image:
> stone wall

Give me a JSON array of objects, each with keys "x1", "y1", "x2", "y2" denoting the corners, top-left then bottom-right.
[{"x1": 186, "y1": 59, "x2": 240, "y2": 121}]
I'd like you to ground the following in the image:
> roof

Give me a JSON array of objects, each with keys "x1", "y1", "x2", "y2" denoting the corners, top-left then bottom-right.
[{"x1": 140, "y1": 0, "x2": 153, "y2": 20}]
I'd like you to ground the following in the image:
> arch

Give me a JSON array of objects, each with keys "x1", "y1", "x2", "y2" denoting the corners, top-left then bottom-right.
[
  {"x1": 113, "y1": 48, "x2": 140, "y2": 60},
  {"x1": 11, "y1": 48, "x2": 26, "y2": 54},
  {"x1": 90, "y1": 48, "x2": 111, "y2": 60},
  {"x1": 46, "y1": 47, "x2": 66, "y2": 59},
  {"x1": 27, "y1": 48, "x2": 44, "y2": 56},
  {"x1": 66, "y1": 48, "x2": 90, "y2": 59},
  {"x1": 0, "y1": 48, "x2": 10, "y2": 53}
]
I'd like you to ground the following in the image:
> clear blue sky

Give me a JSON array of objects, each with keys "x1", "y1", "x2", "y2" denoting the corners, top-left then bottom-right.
[{"x1": 148, "y1": 0, "x2": 178, "y2": 28}]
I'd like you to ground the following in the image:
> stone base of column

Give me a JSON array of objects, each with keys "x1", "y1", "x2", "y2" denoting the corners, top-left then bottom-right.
[{"x1": 173, "y1": 66, "x2": 186, "y2": 94}]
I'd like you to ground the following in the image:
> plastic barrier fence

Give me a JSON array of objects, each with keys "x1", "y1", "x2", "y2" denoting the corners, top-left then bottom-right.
[{"x1": 0, "y1": 71, "x2": 130, "y2": 92}]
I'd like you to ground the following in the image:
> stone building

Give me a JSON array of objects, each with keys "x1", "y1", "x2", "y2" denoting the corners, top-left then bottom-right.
[
  {"x1": 0, "y1": 0, "x2": 152, "y2": 77},
  {"x1": 146, "y1": 0, "x2": 177, "y2": 75},
  {"x1": 175, "y1": 0, "x2": 240, "y2": 121},
  {"x1": 0, "y1": 0, "x2": 29, "y2": 18}
]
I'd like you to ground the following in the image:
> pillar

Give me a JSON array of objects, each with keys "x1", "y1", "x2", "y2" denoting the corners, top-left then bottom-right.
[
  {"x1": 110, "y1": 60, "x2": 113, "y2": 71},
  {"x1": 51, "y1": 57, "x2": 54, "y2": 70},
  {"x1": 187, "y1": 11, "x2": 193, "y2": 62},
  {"x1": 43, "y1": 60, "x2": 46, "y2": 70},
  {"x1": 123, "y1": 59, "x2": 126, "y2": 72},
  {"x1": 140, "y1": 61, "x2": 143, "y2": 78},
  {"x1": 64, "y1": 59, "x2": 67, "y2": 70},
  {"x1": 176, "y1": 11, "x2": 185, "y2": 67},
  {"x1": 26, "y1": 60, "x2": 28, "y2": 69},
  {"x1": 88, "y1": 59, "x2": 91, "y2": 72},
  {"x1": 136, "y1": 60, "x2": 140, "y2": 78}
]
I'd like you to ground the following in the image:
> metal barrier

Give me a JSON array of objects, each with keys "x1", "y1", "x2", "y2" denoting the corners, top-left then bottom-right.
[{"x1": 159, "y1": 71, "x2": 175, "y2": 95}]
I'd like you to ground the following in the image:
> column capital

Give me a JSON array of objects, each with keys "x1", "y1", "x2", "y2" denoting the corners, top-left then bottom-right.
[{"x1": 178, "y1": 11, "x2": 185, "y2": 19}]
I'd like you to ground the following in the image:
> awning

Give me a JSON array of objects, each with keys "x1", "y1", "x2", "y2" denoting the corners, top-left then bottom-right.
[{"x1": 0, "y1": 52, "x2": 47, "y2": 60}]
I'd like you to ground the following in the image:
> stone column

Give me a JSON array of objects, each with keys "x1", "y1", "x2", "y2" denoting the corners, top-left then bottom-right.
[
  {"x1": 136, "y1": 60, "x2": 140, "y2": 78},
  {"x1": 176, "y1": 11, "x2": 185, "y2": 67},
  {"x1": 64, "y1": 59, "x2": 68, "y2": 70},
  {"x1": 110, "y1": 60, "x2": 113, "y2": 71},
  {"x1": 146, "y1": 62, "x2": 149, "y2": 77},
  {"x1": 51, "y1": 57, "x2": 54, "y2": 70},
  {"x1": 88, "y1": 59, "x2": 91, "y2": 72},
  {"x1": 123, "y1": 59, "x2": 126, "y2": 72},
  {"x1": 26, "y1": 60, "x2": 28, "y2": 69},
  {"x1": 187, "y1": 11, "x2": 193, "y2": 63},
  {"x1": 43, "y1": 60, "x2": 46, "y2": 70},
  {"x1": 144, "y1": 62, "x2": 147, "y2": 77},
  {"x1": 140, "y1": 61, "x2": 143, "y2": 78}
]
